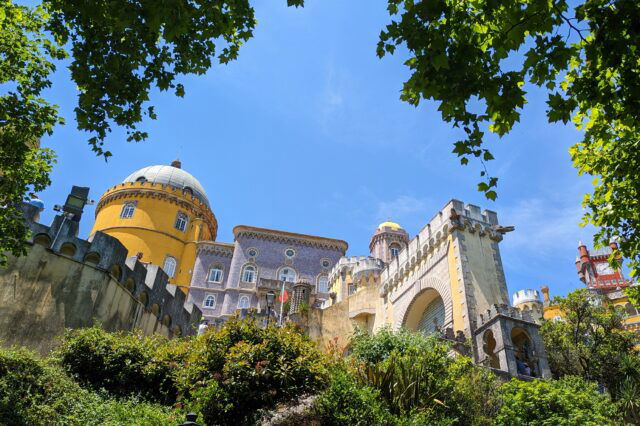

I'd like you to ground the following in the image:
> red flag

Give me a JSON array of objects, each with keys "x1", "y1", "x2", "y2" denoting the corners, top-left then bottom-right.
[{"x1": 278, "y1": 290, "x2": 289, "y2": 303}]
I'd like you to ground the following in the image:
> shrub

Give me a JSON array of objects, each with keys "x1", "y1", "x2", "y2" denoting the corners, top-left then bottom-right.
[
  {"x1": 180, "y1": 317, "x2": 330, "y2": 425},
  {"x1": 0, "y1": 347, "x2": 84, "y2": 425},
  {"x1": 55, "y1": 326, "x2": 178, "y2": 404},
  {"x1": 315, "y1": 368, "x2": 391, "y2": 426},
  {"x1": 0, "y1": 346, "x2": 176, "y2": 425},
  {"x1": 350, "y1": 325, "x2": 433, "y2": 366},
  {"x1": 495, "y1": 376, "x2": 619, "y2": 425},
  {"x1": 350, "y1": 327, "x2": 501, "y2": 425}
]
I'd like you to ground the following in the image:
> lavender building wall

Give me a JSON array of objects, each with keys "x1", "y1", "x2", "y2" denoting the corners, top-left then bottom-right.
[{"x1": 189, "y1": 225, "x2": 348, "y2": 323}]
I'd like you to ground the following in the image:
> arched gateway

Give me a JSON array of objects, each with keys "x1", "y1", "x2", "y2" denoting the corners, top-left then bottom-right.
[{"x1": 401, "y1": 288, "x2": 451, "y2": 334}]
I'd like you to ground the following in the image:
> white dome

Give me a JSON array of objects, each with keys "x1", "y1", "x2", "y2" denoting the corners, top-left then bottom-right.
[{"x1": 123, "y1": 164, "x2": 209, "y2": 207}]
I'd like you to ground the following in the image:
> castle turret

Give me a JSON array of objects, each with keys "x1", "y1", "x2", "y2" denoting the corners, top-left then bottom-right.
[
  {"x1": 90, "y1": 161, "x2": 217, "y2": 289},
  {"x1": 369, "y1": 221, "x2": 409, "y2": 264},
  {"x1": 512, "y1": 289, "x2": 543, "y2": 323}
]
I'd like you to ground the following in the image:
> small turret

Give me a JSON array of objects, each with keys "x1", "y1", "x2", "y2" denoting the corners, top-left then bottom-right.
[{"x1": 369, "y1": 221, "x2": 409, "y2": 264}]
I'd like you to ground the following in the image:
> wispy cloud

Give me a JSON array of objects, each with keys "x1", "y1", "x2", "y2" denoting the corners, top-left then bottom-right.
[
  {"x1": 500, "y1": 198, "x2": 592, "y2": 255},
  {"x1": 318, "y1": 59, "x2": 346, "y2": 132},
  {"x1": 374, "y1": 195, "x2": 433, "y2": 234}
]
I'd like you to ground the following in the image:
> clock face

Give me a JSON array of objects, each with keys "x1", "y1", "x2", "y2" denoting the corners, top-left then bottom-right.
[{"x1": 595, "y1": 262, "x2": 613, "y2": 275}]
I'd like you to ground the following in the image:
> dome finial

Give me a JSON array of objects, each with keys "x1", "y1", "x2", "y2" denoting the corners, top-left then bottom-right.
[{"x1": 171, "y1": 159, "x2": 182, "y2": 169}]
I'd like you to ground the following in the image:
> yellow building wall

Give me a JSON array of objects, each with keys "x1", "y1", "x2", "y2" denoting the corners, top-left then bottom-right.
[
  {"x1": 447, "y1": 235, "x2": 465, "y2": 332},
  {"x1": 91, "y1": 182, "x2": 216, "y2": 288}
]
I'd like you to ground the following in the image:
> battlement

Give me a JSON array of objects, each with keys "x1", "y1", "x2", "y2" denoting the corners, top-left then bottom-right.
[
  {"x1": 476, "y1": 303, "x2": 536, "y2": 328},
  {"x1": 329, "y1": 256, "x2": 384, "y2": 282},
  {"x1": 380, "y1": 200, "x2": 505, "y2": 294},
  {"x1": 20, "y1": 203, "x2": 202, "y2": 336},
  {"x1": 512, "y1": 289, "x2": 542, "y2": 306}
]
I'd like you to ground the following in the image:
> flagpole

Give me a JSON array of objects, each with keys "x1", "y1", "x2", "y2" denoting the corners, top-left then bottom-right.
[{"x1": 279, "y1": 279, "x2": 286, "y2": 327}]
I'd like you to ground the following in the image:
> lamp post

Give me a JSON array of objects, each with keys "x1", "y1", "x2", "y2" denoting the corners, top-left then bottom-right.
[{"x1": 266, "y1": 290, "x2": 275, "y2": 321}]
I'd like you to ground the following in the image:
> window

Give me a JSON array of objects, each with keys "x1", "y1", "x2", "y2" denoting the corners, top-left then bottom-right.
[
  {"x1": 247, "y1": 248, "x2": 258, "y2": 258},
  {"x1": 285, "y1": 248, "x2": 296, "y2": 258},
  {"x1": 241, "y1": 265, "x2": 257, "y2": 283},
  {"x1": 390, "y1": 244, "x2": 400, "y2": 258},
  {"x1": 322, "y1": 259, "x2": 331, "y2": 268},
  {"x1": 163, "y1": 256, "x2": 177, "y2": 278},
  {"x1": 238, "y1": 295, "x2": 250, "y2": 309},
  {"x1": 208, "y1": 267, "x2": 223, "y2": 283},
  {"x1": 317, "y1": 275, "x2": 329, "y2": 293},
  {"x1": 135, "y1": 176, "x2": 147, "y2": 182},
  {"x1": 204, "y1": 294, "x2": 216, "y2": 309},
  {"x1": 120, "y1": 202, "x2": 136, "y2": 219},
  {"x1": 174, "y1": 212, "x2": 188, "y2": 232},
  {"x1": 278, "y1": 267, "x2": 297, "y2": 283}
]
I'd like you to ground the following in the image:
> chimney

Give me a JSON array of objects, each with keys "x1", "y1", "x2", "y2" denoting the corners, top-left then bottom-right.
[{"x1": 171, "y1": 159, "x2": 182, "y2": 169}]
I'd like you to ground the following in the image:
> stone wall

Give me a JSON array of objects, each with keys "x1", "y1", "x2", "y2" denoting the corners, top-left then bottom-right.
[{"x1": 0, "y1": 203, "x2": 202, "y2": 355}]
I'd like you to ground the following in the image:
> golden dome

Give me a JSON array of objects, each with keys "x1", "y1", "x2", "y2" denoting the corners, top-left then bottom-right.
[{"x1": 378, "y1": 221, "x2": 403, "y2": 231}]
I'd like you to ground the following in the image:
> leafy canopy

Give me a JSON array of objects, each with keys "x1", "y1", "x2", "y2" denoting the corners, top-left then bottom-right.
[
  {"x1": 379, "y1": 0, "x2": 640, "y2": 275},
  {"x1": 540, "y1": 289, "x2": 638, "y2": 402},
  {"x1": 0, "y1": 0, "x2": 303, "y2": 265}
]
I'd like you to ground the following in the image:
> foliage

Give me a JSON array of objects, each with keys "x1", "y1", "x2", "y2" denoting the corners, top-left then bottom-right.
[
  {"x1": 350, "y1": 326, "x2": 500, "y2": 425},
  {"x1": 540, "y1": 289, "x2": 638, "y2": 401},
  {"x1": 0, "y1": 346, "x2": 176, "y2": 425},
  {"x1": 0, "y1": 0, "x2": 303, "y2": 267},
  {"x1": 0, "y1": 1, "x2": 60, "y2": 266},
  {"x1": 179, "y1": 316, "x2": 329, "y2": 425},
  {"x1": 55, "y1": 326, "x2": 179, "y2": 404},
  {"x1": 315, "y1": 368, "x2": 392, "y2": 426},
  {"x1": 379, "y1": 0, "x2": 640, "y2": 276},
  {"x1": 350, "y1": 325, "x2": 435, "y2": 366},
  {"x1": 495, "y1": 376, "x2": 618, "y2": 426}
]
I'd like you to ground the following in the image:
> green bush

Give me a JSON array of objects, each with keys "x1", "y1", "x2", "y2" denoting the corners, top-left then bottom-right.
[
  {"x1": 495, "y1": 376, "x2": 619, "y2": 426},
  {"x1": 179, "y1": 317, "x2": 330, "y2": 425},
  {"x1": 350, "y1": 325, "x2": 434, "y2": 365},
  {"x1": 350, "y1": 327, "x2": 501, "y2": 425},
  {"x1": 0, "y1": 346, "x2": 176, "y2": 425},
  {"x1": 55, "y1": 326, "x2": 178, "y2": 404},
  {"x1": 315, "y1": 368, "x2": 391, "y2": 426}
]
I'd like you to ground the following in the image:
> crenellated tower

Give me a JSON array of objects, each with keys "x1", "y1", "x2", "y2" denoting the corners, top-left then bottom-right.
[{"x1": 369, "y1": 221, "x2": 410, "y2": 264}]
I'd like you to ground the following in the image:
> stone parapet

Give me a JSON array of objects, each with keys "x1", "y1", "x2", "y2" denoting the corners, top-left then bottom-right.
[{"x1": 20, "y1": 202, "x2": 202, "y2": 336}]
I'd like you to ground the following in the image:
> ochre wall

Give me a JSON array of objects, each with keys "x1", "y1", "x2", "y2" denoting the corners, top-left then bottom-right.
[
  {"x1": 0, "y1": 244, "x2": 170, "y2": 355},
  {"x1": 91, "y1": 182, "x2": 216, "y2": 288}
]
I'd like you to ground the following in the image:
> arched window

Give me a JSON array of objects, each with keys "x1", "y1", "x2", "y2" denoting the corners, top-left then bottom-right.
[
  {"x1": 204, "y1": 294, "x2": 216, "y2": 309},
  {"x1": 163, "y1": 256, "x2": 177, "y2": 278},
  {"x1": 317, "y1": 275, "x2": 329, "y2": 293},
  {"x1": 120, "y1": 202, "x2": 136, "y2": 219},
  {"x1": 208, "y1": 266, "x2": 223, "y2": 283},
  {"x1": 390, "y1": 243, "x2": 401, "y2": 258},
  {"x1": 241, "y1": 265, "x2": 257, "y2": 283},
  {"x1": 625, "y1": 303, "x2": 638, "y2": 316},
  {"x1": 278, "y1": 267, "x2": 297, "y2": 283},
  {"x1": 135, "y1": 176, "x2": 147, "y2": 182},
  {"x1": 174, "y1": 212, "x2": 188, "y2": 232},
  {"x1": 238, "y1": 295, "x2": 250, "y2": 309}
]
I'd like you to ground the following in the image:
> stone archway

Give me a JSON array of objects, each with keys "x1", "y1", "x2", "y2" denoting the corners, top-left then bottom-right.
[{"x1": 402, "y1": 288, "x2": 449, "y2": 334}]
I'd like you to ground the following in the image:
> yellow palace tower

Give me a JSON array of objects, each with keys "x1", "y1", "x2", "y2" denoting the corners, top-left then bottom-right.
[{"x1": 90, "y1": 160, "x2": 217, "y2": 288}]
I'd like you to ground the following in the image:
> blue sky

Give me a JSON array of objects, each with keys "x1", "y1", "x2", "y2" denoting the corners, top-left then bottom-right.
[{"x1": 36, "y1": 1, "x2": 597, "y2": 300}]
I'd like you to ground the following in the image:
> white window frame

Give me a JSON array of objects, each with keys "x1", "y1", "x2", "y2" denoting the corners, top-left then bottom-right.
[
  {"x1": 203, "y1": 294, "x2": 216, "y2": 309},
  {"x1": 174, "y1": 212, "x2": 189, "y2": 232},
  {"x1": 238, "y1": 295, "x2": 250, "y2": 309},
  {"x1": 120, "y1": 202, "x2": 136, "y2": 219},
  {"x1": 390, "y1": 245, "x2": 400, "y2": 258},
  {"x1": 278, "y1": 267, "x2": 297, "y2": 283},
  {"x1": 163, "y1": 256, "x2": 177, "y2": 278},
  {"x1": 284, "y1": 248, "x2": 296, "y2": 258},
  {"x1": 207, "y1": 267, "x2": 223, "y2": 283},
  {"x1": 317, "y1": 274, "x2": 329, "y2": 293},
  {"x1": 241, "y1": 264, "x2": 257, "y2": 283}
]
